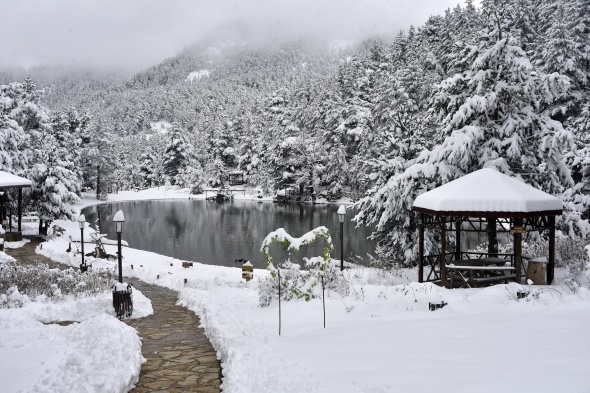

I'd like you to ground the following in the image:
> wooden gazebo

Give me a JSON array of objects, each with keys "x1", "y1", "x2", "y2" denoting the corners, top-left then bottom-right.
[
  {"x1": 412, "y1": 168, "x2": 562, "y2": 287},
  {"x1": 0, "y1": 171, "x2": 32, "y2": 241}
]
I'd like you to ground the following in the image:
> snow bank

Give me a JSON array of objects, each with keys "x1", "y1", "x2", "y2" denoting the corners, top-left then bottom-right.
[{"x1": 0, "y1": 313, "x2": 143, "y2": 393}]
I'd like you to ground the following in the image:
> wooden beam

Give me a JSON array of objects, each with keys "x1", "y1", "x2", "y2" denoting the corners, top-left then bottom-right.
[
  {"x1": 18, "y1": 187, "x2": 22, "y2": 233},
  {"x1": 548, "y1": 216, "x2": 555, "y2": 284},
  {"x1": 441, "y1": 216, "x2": 447, "y2": 288},
  {"x1": 487, "y1": 217, "x2": 498, "y2": 257},
  {"x1": 455, "y1": 218, "x2": 461, "y2": 261},
  {"x1": 513, "y1": 217, "x2": 523, "y2": 284},
  {"x1": 418, "y1": 213, "x2": 424, "y2": 283}
]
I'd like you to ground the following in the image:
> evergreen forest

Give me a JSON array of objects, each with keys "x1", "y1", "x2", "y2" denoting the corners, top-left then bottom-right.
[{"x1": 1, "y1": 0, "x2": 589, "y2": 262}]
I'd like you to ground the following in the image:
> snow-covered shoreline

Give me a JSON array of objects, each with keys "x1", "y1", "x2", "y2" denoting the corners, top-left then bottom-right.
[{"x1": 2, "y1": 189, "x2": 590, "y2": 392}]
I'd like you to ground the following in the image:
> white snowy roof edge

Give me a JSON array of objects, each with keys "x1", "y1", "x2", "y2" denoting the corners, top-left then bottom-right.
[
  {"x1": 0, "y1": 171, "x2": 32, "y2": 188},
  {"x1": 412, "y1": 168, "x2": 563, "y2": 216}
]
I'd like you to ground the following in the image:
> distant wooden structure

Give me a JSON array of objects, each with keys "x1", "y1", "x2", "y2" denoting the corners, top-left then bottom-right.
[
  {"x1": 412, "y1": 168, "x2": 562, "y2": 288},
  {"x1": 0, "y1": 171, "x2": 33, "y2": 241},
  {"x1": 228, "y1": 171, "x2": 244, "y2": 186}
]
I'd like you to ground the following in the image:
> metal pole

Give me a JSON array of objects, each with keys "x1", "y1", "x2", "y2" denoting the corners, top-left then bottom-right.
[
  {"x1": 80, "y1": 227, "x2": 85, "y2": 267},
  {"x1": 117, "y1": 232, "x2": 123, "y2": 283},
  {"x1": 322, "y1": 275, "x2": 325, "y2": 328},
  {"x1": 278, "y1": 269, "x2": 281, "y2": 336},
  {"x1": 340, "y1": 221, "x2": 344, "y2": 271}
]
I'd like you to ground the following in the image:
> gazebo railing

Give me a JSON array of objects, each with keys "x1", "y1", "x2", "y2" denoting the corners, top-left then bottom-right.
[
  {"x1": 422, "y1": 252, "x2": 516, "y2": 283},
  {"x1": 423, "y1": 253, "x2": 456, "y2": 282},
  {"x1": 458, "y1": 252, "x2": 515, "y2": 266}
]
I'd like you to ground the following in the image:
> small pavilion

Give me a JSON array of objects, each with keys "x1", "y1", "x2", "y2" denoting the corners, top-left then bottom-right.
[
  {"x1": 0, "y1": 171, "x2": 32, "y2": 241},
  {"x1": 412, "y1": 168, "x2": 562, "y2": 287}
]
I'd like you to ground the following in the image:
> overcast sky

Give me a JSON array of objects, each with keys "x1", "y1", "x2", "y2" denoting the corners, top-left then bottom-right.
[{"x1": 0, "y1": 0, "x2": 475, "y2": 73}]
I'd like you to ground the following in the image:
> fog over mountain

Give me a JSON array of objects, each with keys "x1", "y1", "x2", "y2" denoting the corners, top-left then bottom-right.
[{"x1": 0, "y1": 0, "x2": 476, "y2": 72}]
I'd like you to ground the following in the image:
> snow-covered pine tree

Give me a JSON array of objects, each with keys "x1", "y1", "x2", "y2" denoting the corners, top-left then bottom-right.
[
  {"x1": 82, "y1": 119, "x2": 117, "y2": 200},
  {"x1": 162, "y1": 122, "x2": 193, "y2": 186},
  {"x1": 28, "y1": 129, "x2": 79, "y2": 234},
  {"x1": 356, "y1": 0, "x2": 580, "y2": 263}
]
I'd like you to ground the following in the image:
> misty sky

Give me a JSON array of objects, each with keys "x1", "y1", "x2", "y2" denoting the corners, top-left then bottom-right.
[{"x1": 0, "y1": 0, "x2": 475, "y2": 72}]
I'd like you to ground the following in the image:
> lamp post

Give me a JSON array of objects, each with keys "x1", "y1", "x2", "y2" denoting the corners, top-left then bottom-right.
[
  {"x1": 337, "y1": 205, "x2": 346, "y2": 271},
  {"x1": 113, "y1": 210, "x2": 125, "y2": 283},
  {"x1": 0, "y1": 191, "x2": 4, "y2": 229},
  {"x1": 77, "y1": 214, "x2": 86, "y2": 270}
]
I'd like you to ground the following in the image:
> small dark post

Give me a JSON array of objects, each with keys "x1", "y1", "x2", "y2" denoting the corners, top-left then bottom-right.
[
  {"x1": 0, "y1": 191, "x2": 4, "y2": 227},
  {"x1": 441, "y1": 216, "x2": 447, "y2": 287},
  {"x1": 18, "y1": 187, "x2": 22, "y2": 233},
  {"x1": 455, "y1": 218, "x2": 461, "y2": 261},
  {"x1": 337, "y1": 206, "x2": 346, "y2": 271},
  {"x1": 117, "y1": 232, "x2": 122, "y2": 283},
  {"x1": 513, "y1": 217, "x2": 523, "y2": 284},
  {"x1": 113, "y1": 210, "x2": 125, "y2": 283},
  {"x1": 418, "y1": 213, "x2": 424, "y2": 283},
  {"x1": 548, "y1": 215, "x2": 555, "y2": 284},
  {"x1": 77, "y1": 214, "x2": 86, "y2": 269},
  {"x1": 487, "y1": 217, "x2": 498, "y2": 257}
]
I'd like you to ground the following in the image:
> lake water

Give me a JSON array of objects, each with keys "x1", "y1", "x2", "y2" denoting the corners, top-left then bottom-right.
[{"x1": 81, "y1": 200, "x2": 377, "y2": 269}]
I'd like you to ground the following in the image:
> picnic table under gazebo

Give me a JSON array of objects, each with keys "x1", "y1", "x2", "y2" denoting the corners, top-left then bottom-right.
[
  {"x1": 0, "y1": 171, "x2": 32, "y2": 241},
  {"x1": 412, "y1": 168, "x2": 562, "y2": 288}
]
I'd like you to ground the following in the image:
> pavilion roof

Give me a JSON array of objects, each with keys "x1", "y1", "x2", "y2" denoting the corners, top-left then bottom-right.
[
  {"x1": 412, "y1": 168, "x2": 562, "y2": 218},
  {"x1": 0, "y1": 171, "x2": 32, "y2": 188}
]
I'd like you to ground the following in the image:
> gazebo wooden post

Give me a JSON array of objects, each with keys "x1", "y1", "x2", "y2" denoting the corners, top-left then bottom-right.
[
  {"x1": 18, "y1": 187, "x2": 22, "y2": 233},
  {"x1": 548, "y1": 215, "x2": 555, "y2": 284},
  {"x1": 487, "y1": 217, "x2": 498, "y2": 257},
  {"x1": 455, "y1": 217, "x2": 461, "y2": 261},
  {"x1": 513, "y1": 217, "x2": 523, "y2": 284},
  {"x1": 418, "y1": 213, "x2": 424, "y2": 283},
  {"x1": 441, "y1": 216, "x2": 447, "y2": 288}
]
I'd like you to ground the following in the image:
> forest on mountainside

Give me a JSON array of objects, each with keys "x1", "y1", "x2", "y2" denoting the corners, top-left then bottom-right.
[{"x1": 1, "y1": 0, "x2": 589, "y2": 262}]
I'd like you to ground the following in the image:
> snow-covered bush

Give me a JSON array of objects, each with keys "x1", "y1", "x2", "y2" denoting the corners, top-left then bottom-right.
[
  {"x1": 0, "y1": 264, "x2": 115, "y2": 307},
  {"x1": 259, "y1": 227, "x2": 349, "y2": 306}
]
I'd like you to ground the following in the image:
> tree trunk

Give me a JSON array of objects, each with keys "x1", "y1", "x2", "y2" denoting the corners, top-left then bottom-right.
[{"x1": 96, "y1": 164, "x2": 101, "y2": 199}]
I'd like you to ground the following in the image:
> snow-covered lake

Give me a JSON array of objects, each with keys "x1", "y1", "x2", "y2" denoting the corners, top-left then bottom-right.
[{"x1": 81, "y1": 200, "x2": 377, "y2": 268}]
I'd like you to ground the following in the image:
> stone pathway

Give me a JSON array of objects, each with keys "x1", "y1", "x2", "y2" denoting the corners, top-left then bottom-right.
[
  {"x1": 6, "y1": 236, "x2": 222, "y2": 393},
  {"x1": 5, "y1": 236, "x2": 64, "y2": 269},
  {"x1": 125, "y1": 278, "x2": 222, "y2": 393}
]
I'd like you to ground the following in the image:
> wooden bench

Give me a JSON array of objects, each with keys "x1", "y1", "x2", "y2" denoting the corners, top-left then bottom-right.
[{"x1": 447, "y1": 265, "x2": 515, "y2": 288}]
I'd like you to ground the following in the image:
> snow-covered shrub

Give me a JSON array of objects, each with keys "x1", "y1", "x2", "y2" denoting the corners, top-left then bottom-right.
[
  {"x1": 0, "y1": 264, "x2": 115, "y2": 307},
  {"x1": 259, "y1": 227, "x2": 349, "y2": 306},
  {"x1": 258, "y1": 260, "x2": 306, "y2": 307}
]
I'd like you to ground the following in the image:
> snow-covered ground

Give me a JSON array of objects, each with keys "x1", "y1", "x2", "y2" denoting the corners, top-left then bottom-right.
[
  {"x1": 3, "y1": 187, "x2": 590, "y2": 392},
  {"x1": 0, "y1": 259, "x2": 152, "y2": 393}
]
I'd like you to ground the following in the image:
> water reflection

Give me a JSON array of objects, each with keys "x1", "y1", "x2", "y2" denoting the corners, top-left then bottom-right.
[{"x1": 82, "y1": 200, "x2": 377, "y2": 269}]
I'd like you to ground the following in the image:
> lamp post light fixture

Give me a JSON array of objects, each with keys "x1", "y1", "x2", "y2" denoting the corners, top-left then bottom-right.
[
  {"x1": 113, "y1": 210, "x2": 125, "y2": 283},
  {"x1": 77, "y1": 214, "x2": 86, "y2": 271},
  {"x1": 337, "y1": 205, "x2": 346, "y2": 271}
]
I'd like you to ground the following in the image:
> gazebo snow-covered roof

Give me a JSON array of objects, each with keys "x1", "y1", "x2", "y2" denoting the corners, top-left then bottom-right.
[
  {"x1": 413, "y1": 168, "x2": 562, "y2": 218},
  {"x1": 0, "y1": 171, "x2": 32, "y2": 238},
  {"x1": 412, "y1": 168, "x2": 562, "y2": 287},
  {"x1": 0, "y1": 171, "x2": 33, "y2": 188}
]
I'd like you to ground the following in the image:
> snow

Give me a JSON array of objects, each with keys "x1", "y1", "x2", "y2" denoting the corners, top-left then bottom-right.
[
  {"x1": 3, "y1": 190, "x2": 589, "y2": 392},
  {"x1": 148, "y1": 120, "x2": 171, "y2": 134},
  {"x1": 413, "y1": 168, "x2": 563, "y2": 213},
  {"x1": 0, "y1": 285, "x2": 152, "y2": 393},
  {"x1": 186, "y1": 70, "x2": 210, "y2": 82},
  {"x1": 113, "y1": 210, "x2": 125, "y2": 222},
  {"x1": 0, "y1": 170, "x2": 32, "y2": 187},
  {"x1": 337, "y1": 205, "x2": 346, "y2": 215}
]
